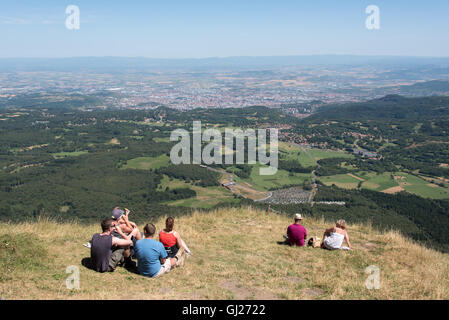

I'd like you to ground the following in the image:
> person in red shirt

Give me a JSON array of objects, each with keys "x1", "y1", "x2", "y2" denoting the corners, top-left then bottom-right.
[
  {"x1": 286, "y1": 213, "x2": 307, "y2": 247},
  {"x1": 158, "y1": 217, "x2": 192, "y2": 258}
]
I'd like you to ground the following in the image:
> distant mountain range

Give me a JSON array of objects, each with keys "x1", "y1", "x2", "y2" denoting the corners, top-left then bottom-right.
[
  {"x1": 1, "y1": 55, "x2": 449, "y2": 72},
  {"x1": 377, "y1": 80, "x2": 449, "y2": 96}
]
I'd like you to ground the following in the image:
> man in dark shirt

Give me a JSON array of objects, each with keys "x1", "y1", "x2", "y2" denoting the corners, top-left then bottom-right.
[
  {"x1": 286, "y1": 213, "x2": 307, "y2": 247},
  {"x1": 90, "y1": 218, "x2": 141, "y2": 272}
]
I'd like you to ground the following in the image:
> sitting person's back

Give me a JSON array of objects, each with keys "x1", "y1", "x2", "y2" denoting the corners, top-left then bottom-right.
[
  {"x1": 322, "y1": 219, "x2": 352, "y2": 250},
  {"x1": 286, "y1": 214, "x2": 307, "y2": 247},
  {"x1": 135, "y1": 237, "x2": 166, "y2": 277},
  {"x1": 136, "y1": 223, "x2": 178, "y2": 278},
  {"x1": 323, "y1": 230, "x2": 345, "y2": 249},
  {"x1": 91, "y1": 218, "x2": 135, "y2": 273},
  {"x1": 91, "y1": 232, "x2": 113, "y2": 272},
  {"x1": 159, "y1": 228, "x2": 178, "y2": 257},
  {"x1": 159, "y1": 217, "x2": 191, "y2": 258}
]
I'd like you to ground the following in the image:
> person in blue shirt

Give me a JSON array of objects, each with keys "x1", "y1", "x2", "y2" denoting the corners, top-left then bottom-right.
[{"x1": 135, "y1": 223, "x2": 179, "y2": 277}]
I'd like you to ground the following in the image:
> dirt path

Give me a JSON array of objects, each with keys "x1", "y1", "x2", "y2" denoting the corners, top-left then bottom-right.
[
  {"x1": 347, "y1": 173, "x2": 365, "y2": 181},
  {"x1": 203, "y1": 165, "x2": 270, "y2": 201}
]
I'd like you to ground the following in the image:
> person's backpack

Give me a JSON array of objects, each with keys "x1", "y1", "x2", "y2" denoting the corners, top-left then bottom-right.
[{"x1": 308, "y1": 236, "x2": 322, "y2": 248}]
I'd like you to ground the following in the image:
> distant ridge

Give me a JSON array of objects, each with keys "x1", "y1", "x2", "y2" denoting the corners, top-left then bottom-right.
[
  {"x1": 310, "y1": 94, "x2": 449, "y2": 121},
  {"x1": 1, "y1": 55, "x2": 449, "y2": 72}
]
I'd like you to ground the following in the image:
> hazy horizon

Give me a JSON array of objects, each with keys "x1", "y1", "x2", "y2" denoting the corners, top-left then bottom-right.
[{"x1": 2, "y1": 54, "x2": 449, "y2": 59}]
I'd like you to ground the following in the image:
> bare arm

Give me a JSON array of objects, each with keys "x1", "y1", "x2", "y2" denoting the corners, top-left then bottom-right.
[
  {"x1": 344, "y1": 231, "x2": 352, "y2": 249},
  {"x1": 174, "y1": 231, "x2": 182, "y2": 248},
  {"x1": 120, "y1": 212, "x2": 134, "y2": 233},
  {"x1": 112, "y1": 237, "x2": 132, "y2": 247},
  {"x1": 112, "y1": 225, "x2": 132, "y2": 247}
]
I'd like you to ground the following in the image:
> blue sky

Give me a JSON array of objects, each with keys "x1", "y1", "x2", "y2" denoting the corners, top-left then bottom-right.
[{"x1": 1, "y1": 0, "x2": 448, "y2": 58}]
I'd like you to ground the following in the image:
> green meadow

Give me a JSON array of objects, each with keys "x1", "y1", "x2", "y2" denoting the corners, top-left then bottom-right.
[
  {"x1": 395, "y1": 172, "x2": 449, "y2": 200},
  {"x1": 308, "y1": 148, "x2": 354, "y2": 161},
  {"x1": 319, "y1": 173, "x2": 361, "y2": 189},
  {"x1": 122, "y1": 154, "x2": 170, "y2": 170},
  {"x1": 52, "y1": 151, "x2": 89, "y2": 159},
  {"x1": 357, "y1": 172, "x2": 399, "y2": 191},
  {"x1": 278, "y1": 142, "x2": 354, "y2": 168}
]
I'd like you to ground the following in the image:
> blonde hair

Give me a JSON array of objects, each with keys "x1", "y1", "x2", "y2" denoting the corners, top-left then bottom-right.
[{"x1": 336, "y1": 219, "x2": 346, "y2": 229}]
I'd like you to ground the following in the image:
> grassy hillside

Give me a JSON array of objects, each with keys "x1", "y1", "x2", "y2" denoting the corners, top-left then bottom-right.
[{"x1": 1, "y1": 207, "x2": 448, "y2": 300}]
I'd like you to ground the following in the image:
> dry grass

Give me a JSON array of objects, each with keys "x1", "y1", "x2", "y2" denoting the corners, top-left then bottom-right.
[
  {"x1": 381, "y1": 186, "x2": 405, "y2": 194},
  {"x1": 1, "y1": 207, "x2": 448, "y2": 300}
]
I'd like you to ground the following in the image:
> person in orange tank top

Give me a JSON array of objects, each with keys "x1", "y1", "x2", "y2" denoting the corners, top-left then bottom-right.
[{"x1": 159, "y1": 217, "x2": 191, "y2": 258}]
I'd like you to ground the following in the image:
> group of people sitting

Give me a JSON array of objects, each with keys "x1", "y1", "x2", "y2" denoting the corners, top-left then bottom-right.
[
  {"x1": 285, "y1": 213, "x2": 352, "y2": 250},
  {"x1": 88, "y1": 207, "x2": 191, "y2": 278},
  {"x1": 87, "y1": 208, "x2": 350, "y2": 277}
]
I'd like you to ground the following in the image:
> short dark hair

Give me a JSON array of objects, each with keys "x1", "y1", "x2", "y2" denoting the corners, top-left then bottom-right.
[
  {"x1": 144, "y1": 223, "x2": 156, "y2": 236},
  {"x1": 101, "y1": 218, "x2": 115, "y2": 232}
]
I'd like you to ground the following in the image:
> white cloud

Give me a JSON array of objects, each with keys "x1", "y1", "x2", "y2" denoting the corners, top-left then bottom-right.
[{"x1": 0, "y1": 16, "x2": 32, "y2": 25}]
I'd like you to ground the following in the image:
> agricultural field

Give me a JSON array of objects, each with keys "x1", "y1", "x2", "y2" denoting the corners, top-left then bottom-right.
[
  {"x1": 122, "y1": 154, "x2": 170, "y2": 170},
  {"x1": 319, "y1": 171, "x2": 449, "y2": 199},
  {"x1": 357, "y1": 172, "x2": 399, "y2": 191},
  {"x1": 395, "y1": 173, "x2": 449, "y2": 199},
  {"x1": 278, "y1": 142, "x2": 354, "y2": 167},
  {"x1": 319, "y1": 173, "x2": 361, "y2": 189}
]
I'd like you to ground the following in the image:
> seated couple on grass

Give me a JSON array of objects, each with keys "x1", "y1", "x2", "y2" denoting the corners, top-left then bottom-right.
[
  {"x1": 284, "y1": 214, "x2": 352, "y2": 250},
  {"x1": 90, "y1": 208, "x2": 190, "y2": 278}
]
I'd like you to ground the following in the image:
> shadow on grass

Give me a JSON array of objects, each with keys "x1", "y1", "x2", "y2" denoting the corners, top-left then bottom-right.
[
  {"x1": 81, "y1": 257, "x2": 94, "y2": 271},
  {"x1": 276, "y1": 240, "x2": 290, "y2": 246},
  {"x1": 81, "y1": 256, "x2": 141, "y2": 275},
  {"x1": 123, "y1": 260, "x2": 140, "y2": 275}
]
